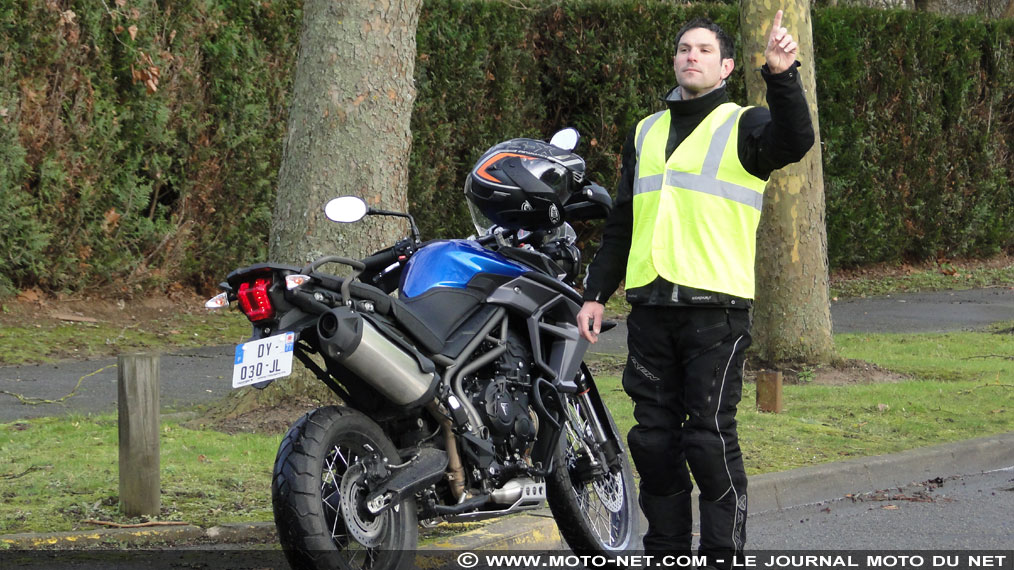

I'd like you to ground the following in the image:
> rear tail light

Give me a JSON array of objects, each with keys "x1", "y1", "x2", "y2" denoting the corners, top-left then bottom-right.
[{"x1": 237, "y1": 277, "x2": 275, "y2": 322}]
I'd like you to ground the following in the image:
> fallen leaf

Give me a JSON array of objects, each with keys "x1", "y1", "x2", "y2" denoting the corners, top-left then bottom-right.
[
  {"x1": 128, "y1": 25, "x2": 137, "y2": 41},
  {"x1": 198, "y1": 454, "x2": 208, "y2": 463},
  {"x1": 877, "y1": 403, "x2": 890, "y2": 412},
  {"x1": 102, "y1": 208, "x2": 121, "y2": 234},
  {"x1": 882, "y1": 504, "x2": 899, "y2": 510}
]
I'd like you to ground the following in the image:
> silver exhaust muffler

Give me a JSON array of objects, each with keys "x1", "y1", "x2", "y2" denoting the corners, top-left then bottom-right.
[{"x1": 317, "y1": 306, "x2": 435, "y2": 406}]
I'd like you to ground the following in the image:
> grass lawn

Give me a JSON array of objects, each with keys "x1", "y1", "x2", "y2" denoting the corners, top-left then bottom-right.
[
  {"x1": 2, "y1": 329, "x2": 1011, "y2": 534},
  {"x1": 595, "y1": 327, "x2": 1013, "y2": 478}
]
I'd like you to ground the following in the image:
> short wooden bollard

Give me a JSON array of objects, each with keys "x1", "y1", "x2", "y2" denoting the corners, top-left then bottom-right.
[
  {"x1": 118, "y1": 353, "x2": 161, "y2": 517},
  {"x1": 756, "y1": 370, "x2": 783, "y2": 413}
]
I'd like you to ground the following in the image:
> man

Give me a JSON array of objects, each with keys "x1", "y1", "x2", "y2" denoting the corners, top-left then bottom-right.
[{"x1": 576, "y1": 11, "x2": 814, "y2": 567}]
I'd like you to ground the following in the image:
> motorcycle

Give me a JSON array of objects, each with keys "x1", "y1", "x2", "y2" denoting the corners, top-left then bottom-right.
[{"x1": 207, "y1": 129, "x2": 638, "y2": 569}]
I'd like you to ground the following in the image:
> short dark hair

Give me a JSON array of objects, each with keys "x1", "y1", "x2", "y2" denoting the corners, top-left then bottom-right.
[{"x1": 674, "y1": 18, "x2": 735, "y2": 60}]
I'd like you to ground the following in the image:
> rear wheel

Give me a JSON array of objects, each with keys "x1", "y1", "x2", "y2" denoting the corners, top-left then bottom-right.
[
  {"x1": 547, "y1": 388, "x2": 639, "y2": 554},
  {"x1": 272, "y1": 405, "x2": 417, "y2": 570}
]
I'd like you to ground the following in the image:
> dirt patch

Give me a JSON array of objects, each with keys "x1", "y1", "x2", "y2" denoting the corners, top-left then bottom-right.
[
  {"x1": 184, "y1": 397, "x2": 321, "y2": 435},
  {"x1": 748, "y1": 359, "x2": 907, "y2": 386},
  {"x1": 1, "y1": 288, "x2": 210, "y2": 328},
  {"x1": 830, "y1": 253, "x2": 1014, "y2": 286}
]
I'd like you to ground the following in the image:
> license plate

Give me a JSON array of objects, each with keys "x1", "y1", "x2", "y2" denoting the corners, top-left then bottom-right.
[{"x1": 232, "y1": 332, "x2": 296, "y2": 388}]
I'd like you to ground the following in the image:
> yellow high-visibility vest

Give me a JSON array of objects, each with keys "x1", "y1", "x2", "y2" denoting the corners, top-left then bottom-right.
[{"x1": 626, "y1": 102, "x2": 767, "y2": 299}]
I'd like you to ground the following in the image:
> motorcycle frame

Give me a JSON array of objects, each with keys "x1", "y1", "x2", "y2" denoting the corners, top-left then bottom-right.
[{"x1": 224, "y1": 249, "x2": 625, "y2": 519}]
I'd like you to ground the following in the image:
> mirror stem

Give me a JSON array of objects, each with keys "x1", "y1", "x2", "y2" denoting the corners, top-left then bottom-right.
[{"x1": 368, "y1": 208, "x2": 421, "y2": 243}]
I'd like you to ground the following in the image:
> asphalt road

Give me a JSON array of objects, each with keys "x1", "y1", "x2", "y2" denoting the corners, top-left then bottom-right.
[
  {"x1": 0, "y1": 345, "x2": 234, "y2": 422},
  {"x1": 828, "y1": 287, "x2": 1014, "y2": 334},
  {"x1": 1, "y1": 288, "x2": 1013, "y2": 423},
  {"x1": 748, "y1": 466, "x2": 1014, "y2": 550}
]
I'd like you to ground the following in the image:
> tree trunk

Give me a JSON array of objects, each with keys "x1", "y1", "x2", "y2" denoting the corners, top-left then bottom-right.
[
  {"x1": 740, "y1": 0, "x2": 836, "y2": 366},
  {"x1": 210, "y1": 0, "x2": 422, "y2": 417},
  {"x1": 270, "y1": 0, "x2": 421, "y2": 265}
]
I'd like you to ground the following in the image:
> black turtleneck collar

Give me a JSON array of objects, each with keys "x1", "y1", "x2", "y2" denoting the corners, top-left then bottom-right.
[{"x1": 660, "y1": 83, "x2": 731, "y2": 157}]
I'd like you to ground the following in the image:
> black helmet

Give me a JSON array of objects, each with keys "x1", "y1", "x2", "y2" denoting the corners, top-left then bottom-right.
[{"x1": 464, "y1": 138, "x2": 586, "y2": 232}]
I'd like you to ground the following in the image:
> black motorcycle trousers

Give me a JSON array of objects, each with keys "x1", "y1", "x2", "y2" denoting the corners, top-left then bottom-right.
[{"x1": 622, "y1": 305, "x2": 752, "y2": 566}]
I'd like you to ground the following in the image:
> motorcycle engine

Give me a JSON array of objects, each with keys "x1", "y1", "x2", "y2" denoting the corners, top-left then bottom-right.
[
  {"x1": 464, "y1": 335, "x2": 538, "y2": 476},
  {"x1": 479, "y1": 375, "x2": 536, "y2": 449}
]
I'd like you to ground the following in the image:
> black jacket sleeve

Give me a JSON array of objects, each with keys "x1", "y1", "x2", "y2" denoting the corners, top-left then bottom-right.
[
  {"x1": 581, "y1": 126, "x2": 636, "y2": 303},
  {"x1": 738, "y1": 62, "x2": 815, "y2": 180}
]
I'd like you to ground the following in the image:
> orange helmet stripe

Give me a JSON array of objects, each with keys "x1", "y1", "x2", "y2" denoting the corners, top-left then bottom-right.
[{"x1": 476, "y1": 152, "x2": 536, "y2": 183}]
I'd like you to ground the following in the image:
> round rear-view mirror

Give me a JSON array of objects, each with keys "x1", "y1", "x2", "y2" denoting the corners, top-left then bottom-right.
[
  {"x1": 324, "y1": 196, "x2": 369, "y2": 223},
  {"x1": 549, "y1": 127, "x2": 580, "y2": 151}
]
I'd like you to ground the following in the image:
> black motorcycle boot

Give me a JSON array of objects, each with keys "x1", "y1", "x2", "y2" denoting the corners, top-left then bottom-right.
[
  {"x1": 697, "y1": 491, "x2": 746, "y2": 570},
  {"x1": 639, "y1": 487, "x2": 693, "y2": 555}
]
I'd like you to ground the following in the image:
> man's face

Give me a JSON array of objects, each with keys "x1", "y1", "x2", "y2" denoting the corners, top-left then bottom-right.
[{"x1": 673, "y1": 27, "x2": 734, "y2": 99}]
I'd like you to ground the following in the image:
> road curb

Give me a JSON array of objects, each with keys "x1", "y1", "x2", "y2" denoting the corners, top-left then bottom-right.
[
  {"x1": 0, "y1": 524, "x2": 205, "y2": 549},
  {"x1": 2, "y1": 432, "x2": 1011, "y2": 551},
  {"x1": 420, "y1": 512, "x2": 564, "y2": 552},
  {"x1": 746, "y1": 431, "x2": 1014, "y2": 513}
]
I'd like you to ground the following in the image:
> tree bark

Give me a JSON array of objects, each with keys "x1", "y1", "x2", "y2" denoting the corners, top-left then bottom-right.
[
  {"x1": 270, "y1": 0, "x2": 421, "y2": 264},
  {"x1": 740, "y1": 0, "x2": 837, "y2": 366},
  {"x1": 211, "y1": 0, "x2": 422, "y2": 415}
]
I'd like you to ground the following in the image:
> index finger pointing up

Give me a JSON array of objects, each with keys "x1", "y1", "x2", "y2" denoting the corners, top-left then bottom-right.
[{"x1": 770, "y1": 9, "x2": 784, "y2": 39}]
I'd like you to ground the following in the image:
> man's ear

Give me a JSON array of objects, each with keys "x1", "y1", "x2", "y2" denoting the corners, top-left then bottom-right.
[{"x1": 720, "y1": 57, "x2": 735, "y2": 80}]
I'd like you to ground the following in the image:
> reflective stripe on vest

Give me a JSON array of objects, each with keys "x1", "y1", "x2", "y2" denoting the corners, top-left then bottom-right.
[{"x1": 626, "y1": 102, "x2": 768, "y2": 299}]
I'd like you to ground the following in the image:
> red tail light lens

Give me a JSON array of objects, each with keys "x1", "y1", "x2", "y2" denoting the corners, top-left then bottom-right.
[{"x1": 237, "y1": 278, "x2": 275, "y2": 322}]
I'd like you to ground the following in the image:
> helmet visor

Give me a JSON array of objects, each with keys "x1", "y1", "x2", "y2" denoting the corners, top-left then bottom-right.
[{"x1": 465, "y1": 178, "x2": 498, "y2": 236}]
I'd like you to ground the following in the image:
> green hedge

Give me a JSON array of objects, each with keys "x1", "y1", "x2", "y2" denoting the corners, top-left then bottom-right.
[
  {"x1": 1, "y1": 1, "x2": 1012, "y2": 297},
  {"x1": 814, "y1": 8, "x2": 1014, "y2": 265},
  {"x1": 0, "y1": 0, "x2": 301, "y2": 296}
]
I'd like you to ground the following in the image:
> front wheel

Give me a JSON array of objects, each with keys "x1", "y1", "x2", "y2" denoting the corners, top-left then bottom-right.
[
  {"x1": 547, "y1": 389, "x2": 639, "y2": 554},
  {"x1": 272, "y1": 405, "x2": 417, "y2": 570}
]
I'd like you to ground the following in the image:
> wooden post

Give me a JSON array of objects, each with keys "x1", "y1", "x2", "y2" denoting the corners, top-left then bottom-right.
[
  {"x1": 118, "y1": 353, "x2": 160, "y2": 517},
  {"x1": 756, "y1": 370, "x2": 783, "y2": 413}
]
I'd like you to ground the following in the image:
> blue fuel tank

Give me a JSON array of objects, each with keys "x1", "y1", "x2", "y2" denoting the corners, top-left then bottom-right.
[{"x1": 399, "y1": 240, "x2": 528, "y2": 299}]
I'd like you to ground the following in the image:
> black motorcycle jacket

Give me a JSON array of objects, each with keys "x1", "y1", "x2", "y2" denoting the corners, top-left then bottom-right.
[{"x1": 582, "y1": 63, "x2": 815, "y2": 308}]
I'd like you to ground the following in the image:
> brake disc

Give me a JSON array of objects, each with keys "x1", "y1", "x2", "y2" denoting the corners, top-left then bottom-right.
[
  {"x1": 339, "y1": 463, "x2": 386, "y2": 548},
  {"x1": 593, "y1": 470, "x2": 625, "y2": 513}
]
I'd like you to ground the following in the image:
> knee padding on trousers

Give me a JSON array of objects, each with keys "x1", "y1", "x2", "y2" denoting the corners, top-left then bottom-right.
[{"x1": 627, "y1": 426, "x2": 692, "y2": 495}]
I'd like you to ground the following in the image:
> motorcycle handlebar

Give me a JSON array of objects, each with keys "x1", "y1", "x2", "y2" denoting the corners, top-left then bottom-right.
[{"x1": 360, "y1": 247, "x2": 399, "y2": 271}]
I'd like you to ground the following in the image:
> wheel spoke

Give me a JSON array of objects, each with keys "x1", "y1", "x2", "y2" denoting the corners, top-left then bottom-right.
[{"x1": 563, "y1": 394, "x2": 631, "y2": 550}]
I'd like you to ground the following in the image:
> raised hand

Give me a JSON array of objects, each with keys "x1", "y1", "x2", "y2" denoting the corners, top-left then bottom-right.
[{"x1": 764, "y1": 10, "x2": 798, "y2": 74}]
